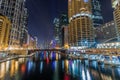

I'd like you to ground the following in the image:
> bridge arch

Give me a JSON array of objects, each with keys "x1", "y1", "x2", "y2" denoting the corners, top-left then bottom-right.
[{"x1": 103, "y1": 37, "x2": 117, "y2": 43}]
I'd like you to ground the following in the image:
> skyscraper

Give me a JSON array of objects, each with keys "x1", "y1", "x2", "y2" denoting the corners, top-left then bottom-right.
[
  {"x1": 0, "y1": 15, "x2": 11, "y2": 50},
  {"x1": 53, "y1": 18, "x2": 61, "y2": 47},
  {"x1": 59, "y1": 14, "x2": 68, "y2": 48},
  {"x1": 59, "y1": 14, "x2": 68, "y2": 26},
  {"x1": 68, "y1": 0, "x2": 95, "y2": 47},
  {"x1": 91, "y1": 0, "x2": 103, "y2": 27},
  {"x1": 20, "y1": 8, "x2": 28, "y2": 47},
  {"x1": 53, "y1": 14, "x2": 68, "y2": 48},
  {"x1": 61, "y1": 25, "x2": 69, "y2": 49},
  {"x1": 112, "y1": 0, "x2": 120, "y2": 41},
  {"x1": 0, "y1": 0, "x2": 27, "y2": 48},
  {"x1": 95, "y1": 21, "x2": 117, "y2": 43}
]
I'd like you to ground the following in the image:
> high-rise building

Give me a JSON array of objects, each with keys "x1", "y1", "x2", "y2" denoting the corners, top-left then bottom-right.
[
  {"x1": 61, "y1": 25, "x2": 69, "y2": 49},
  {"x1": 95, "y1": 21, "x2": 117, "y2": 43},
  {"x1": 59, "y1": 14, "x2": 69, "y2": 48},
  {"x1": 0, "y1": 0, "x2": 27, "y2": 48},
  {"x1": 68, "y1": 0, "x2": 95, "y2": 47},
  {"x1": 59, "y1": 14, "x2": 68, "y2": 26},
  {"x1": 112, "y1": 0, "x2": 120, "y2": 41},
  {"x1": 91, "y1": 0, "x2": 103, "y2": 27},
  {"x1": 27, "y1": 34, "x2": 38, "y2": 49},
  {"x1": 20, "y1": 8, "x2": 28, "y2": 47},
  {"x1": 0, "y1": 15, "x2": 11, "y2": 50},
  {"x1": 34, "y1": 36, "x2": 38, "y2": 48},
  {"x1": 53, "y1": 18, "x2": 61, "y2": 47}
]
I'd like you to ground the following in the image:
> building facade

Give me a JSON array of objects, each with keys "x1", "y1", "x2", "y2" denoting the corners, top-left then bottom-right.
[
  {"x1": 0, "y1": 15, "x2": 11, "y2": 50},
  {"x1": 53, "y1": 18, "x2": 61, "y2": 47},
  {"x1": 0, "y1": 0, "x2": 27, "y2": 48},
  {"x1": 112, "y1": 0, "x2": 120, "y2": 41},
  {"x1": 27, "y1": 34, "x2": 38, "y2": 49},
  {"x1": 95, "y1": 21, "x2": 117, "y2": 43},
  {"x1": 61, "y1": 25, "x2": 69, "y2": 49},
  {"x1": 34, "y1": 36, "x2": 38, "y2": 48},
  {"x1": 59, "y1": 14, "x2": 69, "y2": 48},
  {"x1": 91, "y1": 0, "x2": 103, "y2": 27},
  {"x1": 68, "y1": 0, "x2": 95, "y2": 47},
  {"x1": 20, "y1": 8, "x2": 28, "y2": 47}
]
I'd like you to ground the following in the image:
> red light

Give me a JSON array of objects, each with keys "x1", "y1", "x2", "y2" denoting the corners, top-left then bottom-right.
[
  {"x1": 64, "y1": 73, "x2": 70, "y2": 80},
  {"x1": 21, "y1": 64, "x2": 26, "y2": 74}
]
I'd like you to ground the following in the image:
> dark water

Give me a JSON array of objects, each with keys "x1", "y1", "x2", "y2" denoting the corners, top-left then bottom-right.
[{"x1": 0, "y1": 52, "x2": 120, "y2": 80}]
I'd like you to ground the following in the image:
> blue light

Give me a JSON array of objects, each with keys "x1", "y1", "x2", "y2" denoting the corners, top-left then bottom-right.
[
  {"x1": 27, "y1": 61, "x2": 33, "y2": 73},
  {"x1": 84, "y1": 0, "x2": 88, "y2": 2},
  {"x1": 52, "y1": 61, "x2": 55, "y2": 71},
  {"x1": 40, "y1": 62, "x2": 43, "y2": 73},
  {"x1": 40, "y1": 51, "x2": 44, "y2": 60},
  {"x1": 85, "y1": 41, "x2": 87, "y2": 44},
  {"x1": 62, "y1": 61, "x2": 64, "y2": 69}
]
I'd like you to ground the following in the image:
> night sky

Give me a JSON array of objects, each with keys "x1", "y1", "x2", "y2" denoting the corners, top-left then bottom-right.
[{"x1": 26, "y1": 0, "x2": 113, "y2": 45}]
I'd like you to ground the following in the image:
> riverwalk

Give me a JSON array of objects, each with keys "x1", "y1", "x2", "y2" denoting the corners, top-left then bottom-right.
[{"x1": 0, "y1": 52, "x2": 35, "y2": 63}]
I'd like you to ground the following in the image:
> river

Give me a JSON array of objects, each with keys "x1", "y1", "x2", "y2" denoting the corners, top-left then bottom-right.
[{"x1": 0, "y1": 51, "x2": 120, "y2": 80}]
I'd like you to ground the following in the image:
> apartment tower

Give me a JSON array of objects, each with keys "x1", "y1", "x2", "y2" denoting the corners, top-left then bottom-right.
[
  {"x1": 68, "y1": 0, "x2": 95, "y2": 47},
  {"x1": 0, "y1": 0, "x2": 27, "y2": 48},
  {"x1": 112, "y1": 0, "x2": 120, "y2": 41}
]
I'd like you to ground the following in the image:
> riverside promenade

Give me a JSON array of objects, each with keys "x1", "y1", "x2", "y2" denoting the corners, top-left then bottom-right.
[{"x1": 0, "y1": 52, "x2": 35, "y2": 63}]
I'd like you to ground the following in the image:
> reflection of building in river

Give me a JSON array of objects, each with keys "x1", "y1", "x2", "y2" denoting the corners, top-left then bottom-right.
[
  {"x1": 90, "y1": 68, "x2": 112, "y2": 80},
  {"x1": 0, "y1": 63, "x2": 6, "y2": 79},
  {"x1": 0, "y1": 61, "x2": 11, "y2": 80},
  {"x1": 40, "y1": 62, "x2": 43, "y2": 73},
  {"x1": 6, "y1": 61, "x2": 10, "y2": 72},
  {"x1": 10, "y1": 60, "x2": 15, "y2": 76},
  {"x1": 15, "y1": 61, "x2": 19, "y2": 71},
  {"x1": 21, "y1": 64, "x2": 26, "y2": 74},
  {"x1": 10, "y1": 60, "x2": 19, "y2": 77},
  {"x1": 52, "y1": 61, "x2": 59, "y2": 80},
  {"x1": 64, "y1": 60, "x2": 69, "y2": 73},
  {"x1": 18, "y1": 58, "x2": 25, "y2": 63},
  {"x1": 0, "y1": 59, "x2": 23, "y2": 80},
  {"x1": 56, "y1": 53, "x2": 59, "y2": 60}
]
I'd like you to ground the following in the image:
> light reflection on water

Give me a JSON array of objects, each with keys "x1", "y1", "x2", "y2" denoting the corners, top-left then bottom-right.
[
  {"x1": 0, "y1": 62, "x2": 5, "y2": 79},
  {"x1": 40, "y1": 61, "x2": 43, "y2": 73},
  {"x1": 0, "y1": 52, "x2": 120, "y2": 80},
  {"x1": 53, "y1": 61, "x2": 59, "y2": 80}
]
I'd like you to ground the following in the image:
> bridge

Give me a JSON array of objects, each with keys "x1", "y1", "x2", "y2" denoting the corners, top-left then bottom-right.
[
  {"x1": 1, "y1": 47, "x2": 120, "y2": 66},
  {"x1": 68, "y1": 48, "x2": 120, "y2": 67},
  {"x1": 69, "y1": 48, "x2": 120, "y2": 55},
  {"x1": 1, "y1": 47, "x2": 120, "y2": 55},
  {"x1": 0, "y1": 48, "x2": 66, "y2": 55},
  {"x1": 28, "y1": 48, "x2": 66, "y2": 52},
  {"x1": 103, "y1": 37, "x2": 117, "y2": 43}
]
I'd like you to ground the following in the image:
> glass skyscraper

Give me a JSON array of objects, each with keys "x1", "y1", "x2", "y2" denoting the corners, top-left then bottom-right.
[{"x1": 91, "y1": 0, "x2": 104, "y2": 27}]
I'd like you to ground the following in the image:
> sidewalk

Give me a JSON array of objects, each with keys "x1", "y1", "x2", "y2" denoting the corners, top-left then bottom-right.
[{"x1": 0, "y1": 52, "x2": 36, "y2": 63}]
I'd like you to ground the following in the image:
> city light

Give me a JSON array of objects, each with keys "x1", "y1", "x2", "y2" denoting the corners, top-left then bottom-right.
[
  {"x1": 0, "y1": 0, "x2": 120, "y2": 80},
  {"x1": 69, "y1": 13, "x2": 92, "y2": 22}
]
